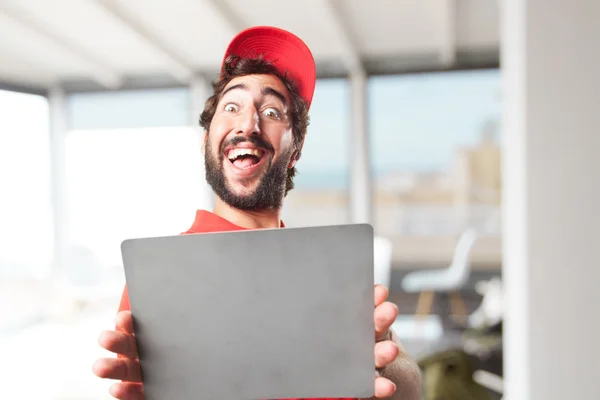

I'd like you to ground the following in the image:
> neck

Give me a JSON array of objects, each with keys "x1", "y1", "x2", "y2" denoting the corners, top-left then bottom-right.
[{"x1": 213, "y1": 197, "x2": 282, "y2": 229}]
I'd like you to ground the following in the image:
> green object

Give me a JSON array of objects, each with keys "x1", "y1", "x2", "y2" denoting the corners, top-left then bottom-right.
[{"x1": 418, "y1": 349, "x2": 493, "y2": 400}]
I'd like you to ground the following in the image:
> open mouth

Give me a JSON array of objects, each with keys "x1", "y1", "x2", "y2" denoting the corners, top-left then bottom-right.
[{"x1": 226, "y1": 147, "x2": 266, "y2": 169}]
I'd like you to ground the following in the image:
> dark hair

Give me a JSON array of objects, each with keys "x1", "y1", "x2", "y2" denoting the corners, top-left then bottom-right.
[{"x1": 199, "y1": 54, "x2": 310, "y2": 194}]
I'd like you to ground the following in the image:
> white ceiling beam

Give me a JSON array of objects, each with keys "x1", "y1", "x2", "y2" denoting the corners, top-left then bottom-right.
[
  {"x1": 323, "y1": 0, "x2": 363, "y2": 74},
  {"x1": 0, "y1": 2, "x2": 122, "y2": 89},
  {"x1": 93, "y1": 0, "x2": 195, "y2": 83},
  {"x1": 439, "y1": 0, "x2": 457, "y2": 66},
  {"x1": 204, "y1": 0, "x2": 247, "y2": 34}
]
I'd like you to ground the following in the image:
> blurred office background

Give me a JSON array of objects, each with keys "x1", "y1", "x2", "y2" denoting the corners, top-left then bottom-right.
[{"x1": 1, "y1": 1, "x2": 598, "y2": 399}]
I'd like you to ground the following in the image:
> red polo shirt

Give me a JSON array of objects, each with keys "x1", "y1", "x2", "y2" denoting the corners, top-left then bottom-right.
[{"x1": 117, "y1": 210, "x2": 355, "y2": 400}]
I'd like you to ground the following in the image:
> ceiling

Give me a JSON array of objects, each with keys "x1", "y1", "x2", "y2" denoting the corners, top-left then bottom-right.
[{"x1": 0, "y1": 0, "x2": 499, "y2": 94}]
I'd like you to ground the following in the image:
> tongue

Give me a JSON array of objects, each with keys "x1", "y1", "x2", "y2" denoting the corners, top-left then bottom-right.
[{"x1": 233, "y1": 156, "x2": 257, "y2": 169}]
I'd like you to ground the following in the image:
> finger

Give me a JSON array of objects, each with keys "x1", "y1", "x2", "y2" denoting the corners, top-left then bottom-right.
[
  {"x1": 374, "y1": 284, "x2": 389, "y2": 307},
  {"x1": 109, "y1": 382, "x2": 144, "y2": 400},
  {"x1": 116, "y1": 311, "x2": 135, "y2": 334},
  {"x1": 375, "y1": 301, "x2": 398, "y2": 340},
  {"x1": 98, "y1": 330, "x2": 138, "y2": 359},
  {"x1": 375, "y1": 340, "x2": 399, "y2": 369},
  {"x1": 374, "y1": 376, "x2": 396, "y2": 398},
  {"x1": 92, "y1": 357, "x2": 142, "y2": 382}
]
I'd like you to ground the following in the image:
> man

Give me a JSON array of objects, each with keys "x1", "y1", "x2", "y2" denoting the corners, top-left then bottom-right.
[{"x1": 92, "y1": 26, "x2": 421, "y2": 400}]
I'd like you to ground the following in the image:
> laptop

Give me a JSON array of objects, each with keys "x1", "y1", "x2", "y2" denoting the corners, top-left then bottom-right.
[{"x1": 121, "y1": 223, "x2": 376, "y2": 400}]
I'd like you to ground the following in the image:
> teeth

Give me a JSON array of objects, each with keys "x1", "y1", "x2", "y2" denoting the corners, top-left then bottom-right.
[{"x1": 227, "y1": 148, "x2": 261, "y2": 160}]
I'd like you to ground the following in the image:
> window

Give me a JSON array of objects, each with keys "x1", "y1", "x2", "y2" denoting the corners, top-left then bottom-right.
[
  {"x1": 0, "y1": 90, "x2": 52, "y2": 278},
  {"x1": 281, "y1": 78, "x2": 351, "y2": 227},
  {"x1": 65, "y1": 127, "x2": 209, "y2": 267},
  {"x1": 368, "y1": 69, "x2": 501, "y2": 238},
  {"x1": 0, "y1": 89, "x2": 55, "y2": 399},
  {"x1": 64, "y1": 88, "x2": 210, "y2": 267}
]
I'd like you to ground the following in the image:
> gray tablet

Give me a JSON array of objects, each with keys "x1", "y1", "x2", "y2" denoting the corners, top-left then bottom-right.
[{"x1": 121, "y1": 223, "x2": 375, "y2": 400}]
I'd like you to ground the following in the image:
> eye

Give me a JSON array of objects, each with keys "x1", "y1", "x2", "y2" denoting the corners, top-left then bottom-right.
[
  {"x1": 262, "y1": 107, "x2": 281, "y2": 119},
  {"x1": 224, "y1": 103, "x2": 239, "y2": 112}
]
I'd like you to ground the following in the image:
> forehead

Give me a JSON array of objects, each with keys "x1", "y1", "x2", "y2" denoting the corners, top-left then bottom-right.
[{"x1": 222, "y1": 74, "x2": 290, "y2": 100}]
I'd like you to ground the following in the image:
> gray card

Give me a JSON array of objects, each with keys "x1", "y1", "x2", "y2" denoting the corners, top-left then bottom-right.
[{"x1": 121, "y1": 223, "x2": 376, "y2": 400}]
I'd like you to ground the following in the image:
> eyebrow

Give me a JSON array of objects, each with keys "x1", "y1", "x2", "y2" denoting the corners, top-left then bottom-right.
[
  {"x1": 221, "y1": 83, "x2": 287, "y2": 106},
  {"x1": 262, "y1": 87, "x2": 287, "y2": 106},
  {"x1": 222, "y1": 83, "x2": 246, "y2": 97}
]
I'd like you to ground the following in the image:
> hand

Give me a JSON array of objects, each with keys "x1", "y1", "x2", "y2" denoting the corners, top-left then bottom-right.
[
  {"x1": 373, "y1": 284, "x2": 400, "y2": 398},
  {"x1": 92, "y1": 311, "x2": 144, "y2": 400}
]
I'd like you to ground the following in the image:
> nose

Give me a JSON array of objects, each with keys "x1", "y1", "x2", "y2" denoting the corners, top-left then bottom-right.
[{"x1": 235, "y1": 106, "x2": 260, "y2": 136}]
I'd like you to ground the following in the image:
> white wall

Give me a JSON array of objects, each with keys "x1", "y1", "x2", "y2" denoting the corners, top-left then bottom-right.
[{"x1": 502, "y1": 1, "x2": 600, "y2": 399}]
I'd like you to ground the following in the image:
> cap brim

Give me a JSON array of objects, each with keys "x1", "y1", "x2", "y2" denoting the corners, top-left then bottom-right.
[{"x1": 223, "y1": 26, "x2": 316, "y2": 108}]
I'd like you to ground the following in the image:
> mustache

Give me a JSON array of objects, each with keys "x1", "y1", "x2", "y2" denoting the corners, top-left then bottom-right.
[{"x1": 221, "y1": 135, "x2": 274, "y2": 153}]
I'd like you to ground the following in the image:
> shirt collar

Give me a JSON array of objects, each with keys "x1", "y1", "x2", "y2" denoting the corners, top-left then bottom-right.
[{"x1": 186, "y1": 210, "x2": 285, "y2": 233}]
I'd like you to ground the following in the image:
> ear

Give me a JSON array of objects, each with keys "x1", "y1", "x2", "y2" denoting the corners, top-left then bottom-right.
[
  {"x1": 201, "y1": 131, "x2": 207, "y2": 156},
  {"x1": 288, "y1": 140, "x2": 305, "y2": 169}
]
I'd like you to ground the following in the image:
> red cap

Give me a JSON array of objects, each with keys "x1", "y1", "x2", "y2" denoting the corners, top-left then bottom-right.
[{"x1": 222, "y1": 26, "x2": 316, "y2": 108}]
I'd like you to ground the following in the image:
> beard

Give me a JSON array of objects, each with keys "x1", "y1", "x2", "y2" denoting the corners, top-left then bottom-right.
[{"x1": 204, "y1": 135, "x2": 291, "y2": 211}]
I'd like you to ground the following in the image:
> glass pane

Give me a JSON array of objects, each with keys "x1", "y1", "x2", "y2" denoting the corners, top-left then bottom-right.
[
  {"x1": 65, "y1": 127, "x2": 208, "y2": 268},
  {"x1": 368, "y1": 69, "x2": 502, "y2": 292},
  {"x1": 282, "y1": 78, "x2": 350, "y2": 226},
  {"x1": 68, "y1": 88, "x2": 190, "y2": 130},
  {"x1": 0, "y1": 89, "x2": 55, "y2": 399},
  {"x1": 0, "y1": 90, "x2": 52, "y2": 278},
  {"x1": 369, "y1": 69, "x2": 501, "y2": 238}
]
